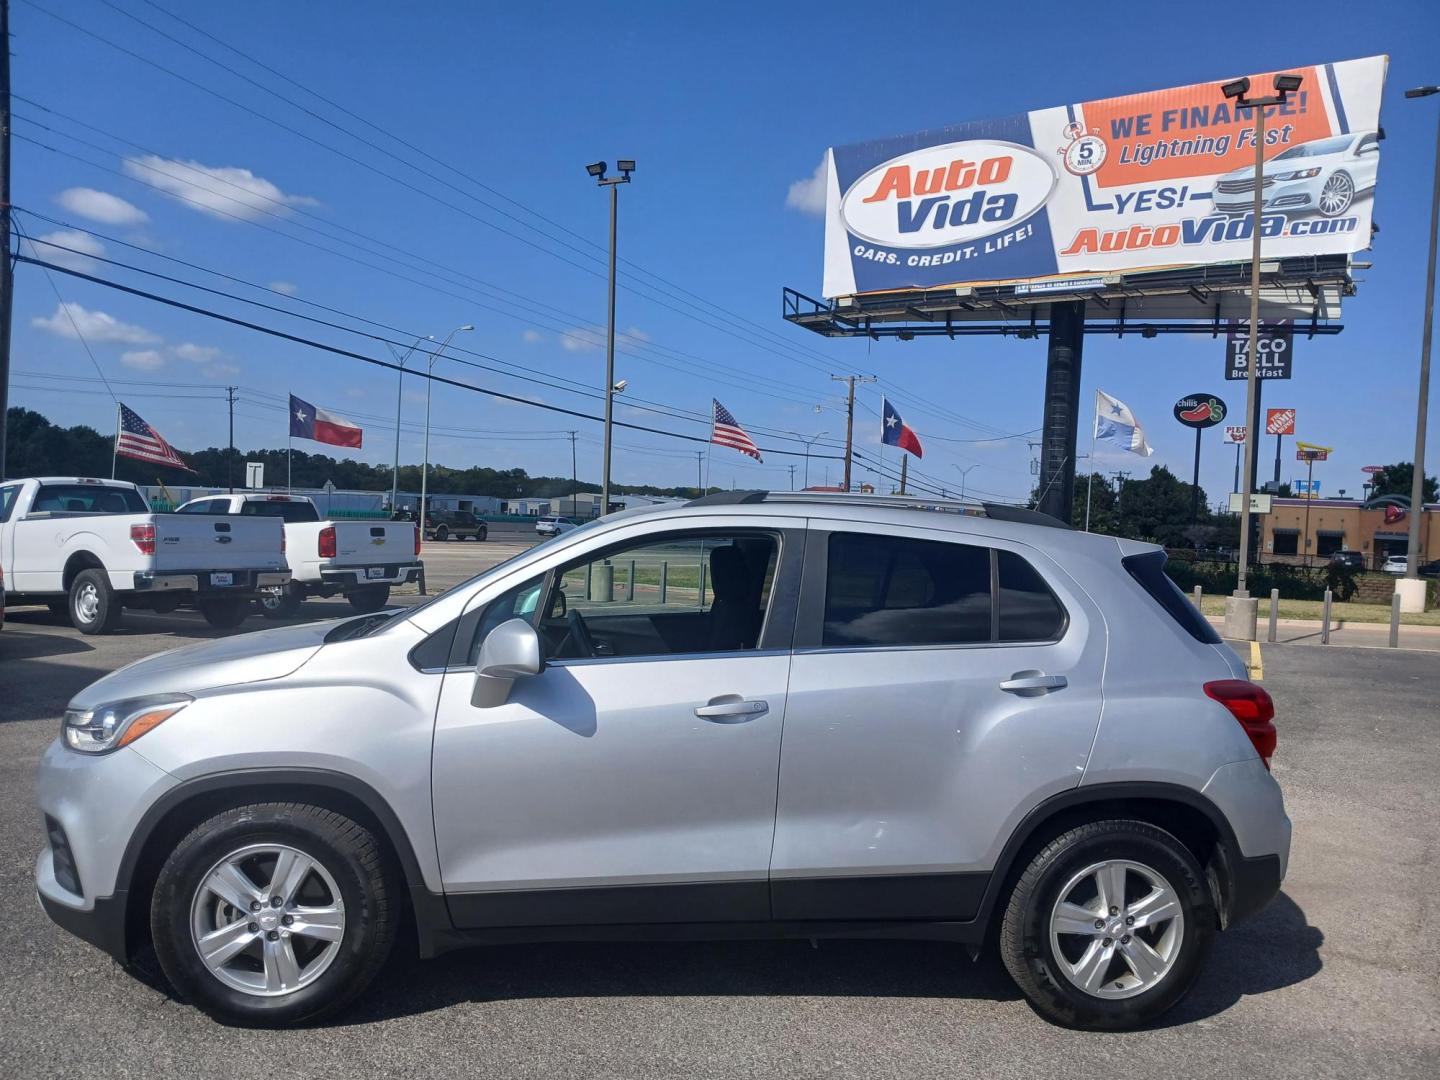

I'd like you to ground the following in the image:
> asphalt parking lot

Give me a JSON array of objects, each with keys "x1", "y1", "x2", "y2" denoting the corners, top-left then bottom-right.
[{"x1": 1, "y1": 539, "x2": 1437, "y2": 1079}]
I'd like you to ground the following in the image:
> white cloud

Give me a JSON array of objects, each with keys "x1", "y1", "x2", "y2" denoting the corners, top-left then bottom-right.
[
  {"x1": 123, "y1": 155, "x2": 318, "y2": 222},
  {"x1": 120, "y1": 349, "x2": 166, "y2": 372},
  {"x1": 25, "y1": 230, "x2": 104, "y2": 272},
  {"x1": 785, "y1": 157, "x2": 828, "y2": 216},
  {"x1": 171, "y1": 342, "x2": 221, "y2": 364},
  {"x1": 560, "y1": 327, "x2": 602, "y2": 352},
  {"x1": 55, "y1": 187, "x2": 149, "y2": 226},
  {"x1": 269, "y1": 280, "x2": 299, "y2": 295},
  {"x1": 170, "y1": 342, "x2": 237, "y2": 378},
  {"x1": 621, "y1": 326, "x2": 650, "y2": 344},
  {"x1": 522, "y1": 329, "x2": 544, "y2": 344},
  {"x1": 32, "y1": 302, "x2": 160, "y2": 345}
]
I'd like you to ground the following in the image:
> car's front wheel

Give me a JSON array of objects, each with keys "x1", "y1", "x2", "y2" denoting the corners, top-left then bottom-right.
[
  {"x1": 1318, "y1": 171, "x2": 1354, "y2": 217},
  {"x1": 150, "y1": 803, "x2": 397, "y2": 1026},
  {"x1": 999, "y1": 819, "x2": 1214, "y2": 1030}
]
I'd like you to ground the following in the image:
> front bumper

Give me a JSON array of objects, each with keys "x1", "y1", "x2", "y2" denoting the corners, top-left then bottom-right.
[
  {"x1": 132, "y1": 568, "x2": 291, "y2": 595},
  {"x1": 1213, "y1": 177, "x2": 1324, "y2": 216},
  {"x1": 34, "y1": 739, "x2": 178, "y2": 961},
  {"x1": 319, "y1": 561, "x2": 423, "y2": 588}
]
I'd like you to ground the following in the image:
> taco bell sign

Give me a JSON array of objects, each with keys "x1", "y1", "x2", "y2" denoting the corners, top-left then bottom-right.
[{"x1": 820, "y1": 56, "x2": 1387, "y2": 298}]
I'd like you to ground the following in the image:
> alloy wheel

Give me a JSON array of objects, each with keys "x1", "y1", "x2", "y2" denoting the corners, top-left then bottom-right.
[
  {"x1": 1318, "y1": 173, "x2": 1353, "y2": 216},
  {"x1": 1048, "y1": 858, "x2": 1184, "y2": 1000},
  {"x1": 189, "y1": 843, "x2": 346, "y2": 997}
]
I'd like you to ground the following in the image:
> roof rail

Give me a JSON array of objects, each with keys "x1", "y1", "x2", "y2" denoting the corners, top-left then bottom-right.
[{"x1": 682, "y1": 489, "x2": 1071, "y2": 529}]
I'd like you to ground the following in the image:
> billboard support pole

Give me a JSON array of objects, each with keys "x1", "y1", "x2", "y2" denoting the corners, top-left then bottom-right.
[
  {"x1": 1191, "y1": 426, "x2": 1203, "y2": 525},
  {"x1": 1234, "y1": 104, "x2": 1265, "y2": 600},
  {"x1": 1038, "y1": 300, "x2": 1085, "y2": 524}
]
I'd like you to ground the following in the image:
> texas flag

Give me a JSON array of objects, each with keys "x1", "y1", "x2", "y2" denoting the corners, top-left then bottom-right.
[
  {"x1": 289, "y1": 393, "x2": 363, "y2": 448},
  {"x1": 881, "y1": 397, "x2": 923, "y2": 458}
]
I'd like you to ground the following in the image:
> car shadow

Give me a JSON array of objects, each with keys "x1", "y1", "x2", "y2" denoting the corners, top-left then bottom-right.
[
  {"x1": 334, "y1": 890, "x2": 1318, "y2": 1028},
  {"x1": 0, "y1": 625, "x2": 95, "y2": 661}
]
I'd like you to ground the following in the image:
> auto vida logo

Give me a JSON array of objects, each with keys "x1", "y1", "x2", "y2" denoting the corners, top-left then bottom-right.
[{"x1": 840, "y1": 139, "x2": 1057, "y2": 250}]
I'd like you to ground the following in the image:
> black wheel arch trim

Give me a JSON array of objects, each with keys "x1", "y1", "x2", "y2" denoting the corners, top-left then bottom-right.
[
  {"x1": 109, "y1": 766, "x2": 440, "y2": 961},
  {"x1": 970, "y1": 780, "x2": 1266, "y2": 941}
]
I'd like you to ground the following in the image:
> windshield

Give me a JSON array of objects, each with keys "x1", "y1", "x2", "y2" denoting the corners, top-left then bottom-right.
[
  {"x1": 1274, "y1": 135, "x2": 1355, "y2": 160},
  {"x1": 31, "y1": 484, "x2": 148, "y2": 514}
]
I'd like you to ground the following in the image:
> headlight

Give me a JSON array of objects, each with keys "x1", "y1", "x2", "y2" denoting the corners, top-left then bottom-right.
[
  {"x1": 1272, "y1": 167, "x2": 1322, "y2": 180},
  {"x1": 62, "y1": 694, "x2": 192, "y2": 754}
]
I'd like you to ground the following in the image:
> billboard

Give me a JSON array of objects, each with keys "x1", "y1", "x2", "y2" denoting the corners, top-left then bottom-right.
[
  {"x1": 1266, "y1": 408, "x2": 1297, "y2": 435},
  {"x1": 821, "y1": 56, "x2": 1387, "y2": 298}
]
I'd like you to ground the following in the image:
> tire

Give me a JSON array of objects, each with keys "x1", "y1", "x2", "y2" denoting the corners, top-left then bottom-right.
[
  {"x1": 434, "y1": 526, "x2": 449, "y2": 542},
  {"x1": 68, "y1": 568, "x2": 122, "y2": 635},
  {"x1": 1317, "y1": 171, "x2": 1354, "y2": 217},
  {"x1": 346, "y1": 585, "x2": 390, "y2": 613},
  {"x1": 149, "y1": 802, "x2": 397, "y2": 1026},
  {"x1": 998, "y1": 819, "x2": 1214, "y2": 1030},
  {"x1": 257, "y1": 586, "x2": 304, "y2": 620},
  {"x1": 198, "y1": 597, "x2": 249, "y2": 629},
  {"x1": 476, "y1": 526, "x2": 487, "y2": 542}
]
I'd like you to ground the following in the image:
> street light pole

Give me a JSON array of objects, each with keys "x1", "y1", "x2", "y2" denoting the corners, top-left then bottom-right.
[
  {"x1": 587, "y1": 159, "x2": 635, "y2": 519},
  {"x1": 790, "y1": 431, "x2": 828, "y2": 490},
  {"x1": 1220, "y1": 71, "x2": 1303, "y2": 639},
  {"x1": 954, "y1": 463, "x2": 978, "y2": 502},
  {"x1": 385, "y1": 334, "x2": 432, "y2": 515},
  {"x1": 419, "y1": 324, "x2": 473, "y2": 542},
  {"x1": 1400, "y1": 85, "x2": 1439, "y2": 612}
]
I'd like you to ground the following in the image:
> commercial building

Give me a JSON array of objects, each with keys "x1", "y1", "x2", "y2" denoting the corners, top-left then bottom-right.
[{"x1": 1261, "y1": 498, "x2": 1439, "y2": 568}]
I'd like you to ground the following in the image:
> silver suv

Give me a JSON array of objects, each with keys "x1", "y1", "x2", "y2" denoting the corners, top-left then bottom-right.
[{"x1": 35, "y1": 492, "x2": 1288, "y2": 1030}]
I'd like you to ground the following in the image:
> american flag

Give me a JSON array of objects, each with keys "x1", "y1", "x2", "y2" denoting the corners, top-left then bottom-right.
[
  {"x1": 710, "y1": 399, "x2": 763, "y2": 463},
  {"x1": 116, "y1": 403, "x2": 195, "y2": 472}
]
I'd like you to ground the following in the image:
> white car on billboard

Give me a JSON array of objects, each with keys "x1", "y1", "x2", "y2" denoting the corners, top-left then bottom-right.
[{"x1": 1211, "y1": 131, "x2": 1380, "y2": 218}]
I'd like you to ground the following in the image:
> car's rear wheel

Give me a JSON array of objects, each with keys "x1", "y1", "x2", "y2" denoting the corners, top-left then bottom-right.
[
  {"x1": 346, "y1": 585, "x2": 390, "y2": 613},
  {"x1": 69, "y1": 568, "x2": 122, "y2": 635},
  {"x1": 999, "y1": 819, "x2": 1213, "y2": 1030},
  {"x1": 433, "y1": 525, "x2": 449, "y2": 542},
  {"x1": 150, "y1": 803, "x2": 397, "y2": 1026},
  {"x1": 198, "y1": 597, "x2": 249, "y2": 629},
  {"x1": 476, "y1": 525, "x2": 487, "y2": 542},
  {"x1": 257, "y1": 586, "x2": 304, "y2": 620}
]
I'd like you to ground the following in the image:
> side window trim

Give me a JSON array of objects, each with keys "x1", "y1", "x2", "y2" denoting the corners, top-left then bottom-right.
[{"x1": 794, "y1": 526, "x2": 1069, "y2": 653}]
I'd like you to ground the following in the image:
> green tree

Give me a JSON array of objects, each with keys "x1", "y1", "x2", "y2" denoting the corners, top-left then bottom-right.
[{"x1": 1368, "y1": 462, "x2": 1438, "y2": 504}]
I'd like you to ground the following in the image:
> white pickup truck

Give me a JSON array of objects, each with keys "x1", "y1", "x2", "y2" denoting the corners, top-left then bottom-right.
[
  {"x1": 174, "y1": 492, "x2": 421, "y2": 617},
  {"x1": 0, "y1": 477, "x2": 290, "y2": 634}
]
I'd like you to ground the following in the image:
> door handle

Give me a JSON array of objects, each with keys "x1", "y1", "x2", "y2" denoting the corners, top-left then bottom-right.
[
  {"x1": 999, "y1": 672, "x2": 1068, "y2": 695},
  {"x1": 695, "y1": 697, "x2": 769, "y2": 723}
]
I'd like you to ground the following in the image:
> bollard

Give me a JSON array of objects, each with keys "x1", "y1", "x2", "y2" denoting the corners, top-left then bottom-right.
[
  {"x1": 1321, "y1": 588, "x2": 1332, "y2": 645},
  {"x1": 659, "y1": 561, "x2": 668, "y2": 605},
  {"x1": 627, "y1": 559, "x2": 636, "y2": 602},
  {"x1": 1390, "y1": 591, "x2": 1401, "y2": 648},
  {"x1": 699, "y1": 563, "x2": 708, "y2": 607},
  {"x1": 1268, "y1": 588, "x2": 1279, "y2": 643},
  {"x1": 1193, "y1": 584, "x2": 1202, "y2": 609},
  {"x1": 590, "y1": 561, "x2": 614, "y2": 603}
]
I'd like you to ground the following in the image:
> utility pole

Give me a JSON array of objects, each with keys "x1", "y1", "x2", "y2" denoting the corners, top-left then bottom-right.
[
  {"x1": 226, "y1": 385, "x2": 237, "y2": 493},
  {"x1": 567, "y1": 430, "x2": 578, "y2": 515},
  {"x1": 899, "y1": 455, "x2": 908, "y2": 495},
  {"x1": 0, "y1": 0, "x2": 13, "y2": 480},
  {"x1": 695, "y1": 450, "x2": 703, "y2": 496},
  {"x1": 831, "y1": 374, "x2": 876, "y2": 492},
  {"x1": 788, "y1": 463, "x2": 796, "y2": 491},
  {"x1": 587, "y1": 159, "x2": 634, "y2": 520}
]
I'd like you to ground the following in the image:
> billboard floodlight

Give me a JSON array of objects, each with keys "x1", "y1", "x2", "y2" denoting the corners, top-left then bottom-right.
[
  {"x1": 1406, "y1": 86, "x2": 1440, "y2": 99},
  {"x1": 586, "y1": 161, "x2": 607, "y2": 179},
  {"x1": 1273, "y1": 73, "x2": 1303, "y2": 94},
  {"x1": 617, "y1": 159, "x2": 636, "y2": 174},
  {"x1": 1221, "y1": 77, "x2": 1250, "y2": 100}
]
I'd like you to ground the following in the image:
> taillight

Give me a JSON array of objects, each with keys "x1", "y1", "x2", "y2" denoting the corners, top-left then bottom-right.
[
  {"x1": 414, "y1": 526, "x2": 421, "y2": 557},
  {"x1": 318, "y1": 525, "x2": 336, "y2": 559},
  {"x1": 130, "y1": 523, "x2": 156, "y2": 555},
  {"x1": 1204, "y1": 680, "x2": 1277, "y2": 769}
]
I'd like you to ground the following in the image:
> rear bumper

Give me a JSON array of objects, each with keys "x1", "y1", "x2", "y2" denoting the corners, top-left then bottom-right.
[
  {"x1": 131, "y1": 569, "x2": 290, "y2": 595},
  {"x1": 319, "y1": 561, "x2": 423, "y2": 588}
]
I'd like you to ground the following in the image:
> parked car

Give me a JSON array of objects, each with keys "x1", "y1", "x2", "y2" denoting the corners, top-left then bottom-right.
[
  {"x1": 2, "y1": 477, "x2": 289, "y2": 633},
  {"x1": 1381, "y1": 554, "x2": 1409, "y2": 575},
  {"x1": 1212, "y1": 131, "x2": 1379, "y2": 218},
  {"x1": 175, "y1": 493, "x2": 421, "y2": 618},
  {"x1": 1420, "y1": 560, "x2": 1440, "y2": 578},
  {"x1": 1328, "y1": 550, "x2": 1366, "y2": 570},
  {"x1": 535, "y1": 515, "x2": 578, "y2": 537},
  {"x1": 424, "y1": 509, "x2": 488, "y2": 542},
  {"x1": 35, "y1": 491, "x2": 1287, "y2": 1030}
]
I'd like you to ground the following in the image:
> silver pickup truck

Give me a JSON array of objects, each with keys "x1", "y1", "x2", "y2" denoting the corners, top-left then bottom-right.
[{"x1": 1, "y1": 477, "x2": 290, "y2": 633}]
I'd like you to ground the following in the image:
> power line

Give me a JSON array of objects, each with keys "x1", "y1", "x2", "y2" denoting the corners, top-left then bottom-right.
[{"x1": 13, "y1": 254, "x2": 847, "y2": 461}]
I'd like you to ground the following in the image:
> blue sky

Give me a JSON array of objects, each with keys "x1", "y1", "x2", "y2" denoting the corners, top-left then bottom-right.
[{"x1": 9, "y1": 0, "x2": 1440, "y2": 503}]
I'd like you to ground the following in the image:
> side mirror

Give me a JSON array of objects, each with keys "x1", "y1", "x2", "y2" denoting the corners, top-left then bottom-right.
[{"x1": 471, "y1": 618, "x2": 542, "y2": 708}]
